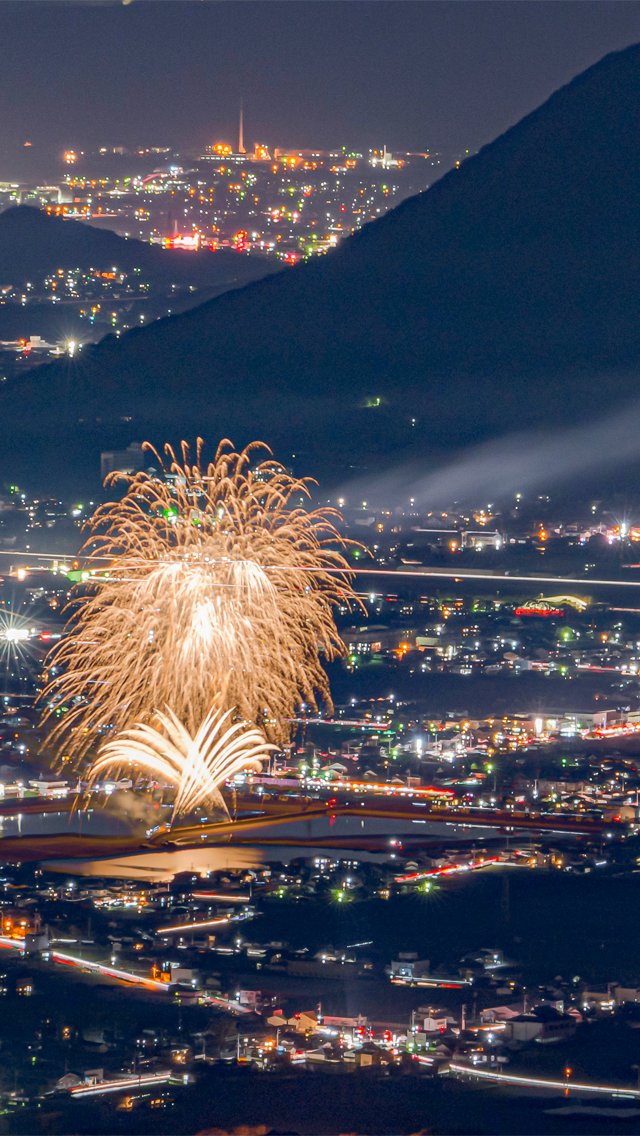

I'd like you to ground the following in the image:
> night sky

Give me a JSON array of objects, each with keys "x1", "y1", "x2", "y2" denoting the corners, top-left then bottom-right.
[{"x1": 1, "y1": 0, "x2": 640, "y2": 176}]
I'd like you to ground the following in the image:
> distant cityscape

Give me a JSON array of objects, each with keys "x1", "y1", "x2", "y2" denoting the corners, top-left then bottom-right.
[
  {"x1": 0, "y1": 136, "x2": 462, "y2": 371},
  {"x1": 2, "y1": 137, "x2": 457, "y2": 255}
]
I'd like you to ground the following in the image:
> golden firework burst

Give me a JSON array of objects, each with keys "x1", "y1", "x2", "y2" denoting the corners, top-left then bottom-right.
[{"x1": 42, "y1": 438, "x2": 360, "y2": 763}]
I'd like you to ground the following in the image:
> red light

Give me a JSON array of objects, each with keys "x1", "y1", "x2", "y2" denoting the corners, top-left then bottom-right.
[{"x1": 515, "y1": 607, "x2": 564, "y2": 618}]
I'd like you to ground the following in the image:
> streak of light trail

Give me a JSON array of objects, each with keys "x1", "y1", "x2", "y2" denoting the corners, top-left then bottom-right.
[
  {"x1": 71, "y1": 1072, "x2": 173, "y2": 1097},
  {"x1": 191, "y1": 892, "x2": 249, "y2": 901},
  {"x1": 159, "y1": 917, "x2": 231, "y2": 934},
  {"x1": 51, "y1": 950, "x2": 168, "y2": 989},
  {"x1": 0, "y1": 935, "x2": 24, "y2": 950},
  {"x1": 9, "y1": 544, "x2": 640, "y2": 590},
  {"x1": 448, "y1": 1061, "x2": 640, "y2": 1097},
  {"x1": 88, "y1": 564, "x2": 640, "y2": 588}
]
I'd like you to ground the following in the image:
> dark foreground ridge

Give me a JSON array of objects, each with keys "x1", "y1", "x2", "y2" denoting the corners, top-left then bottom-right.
[{"x1": 4, "y1": 43, "x2": 640, "y2": 487}]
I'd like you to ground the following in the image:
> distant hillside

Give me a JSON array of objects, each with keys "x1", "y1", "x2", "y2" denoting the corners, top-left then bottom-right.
[
  {"x1": 4, "y1": 44, "x2": 640, "y2": 491},
  {"x1": 0, "y1": 205, "x2": 277, "y2": 289}
]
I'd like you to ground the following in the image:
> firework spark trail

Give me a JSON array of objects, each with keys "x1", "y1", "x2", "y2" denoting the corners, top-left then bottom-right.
[
  {"x1": 89, "y1": 702, "x2": 276, "y2": 820},
  {"x1": 42, "y1": 438, "x2": 361, "y2": 762}
]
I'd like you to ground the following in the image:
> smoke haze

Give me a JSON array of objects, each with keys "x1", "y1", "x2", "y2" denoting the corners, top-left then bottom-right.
[{"x1": 342, "y1": 398, "x2": 640, "y2": 510}]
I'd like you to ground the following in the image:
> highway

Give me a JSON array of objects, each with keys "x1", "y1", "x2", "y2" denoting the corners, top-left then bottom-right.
[
  {"x1": 392, "y1": 566, "x2": 640, "y2": 589},
  {"x1": 225, "y1": 788, "x2": 619, "y2": 838},
  {"x1": 70, "y1": 1072, "x2": 175, "y2": 1098},
  {"x1": 323, "y1": 800, "x2": 614, "y2": 837},
  {"x1": 0, "y1": 934, "x2": 166, "y2": 990},
  {"x1": 52, "y1": 949, "x2": 168, "y2": 991}
]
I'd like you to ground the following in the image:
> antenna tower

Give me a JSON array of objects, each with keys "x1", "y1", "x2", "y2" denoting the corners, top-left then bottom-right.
[{"x1": 238, "y1": 100, "x2": 246, "y2": 154}]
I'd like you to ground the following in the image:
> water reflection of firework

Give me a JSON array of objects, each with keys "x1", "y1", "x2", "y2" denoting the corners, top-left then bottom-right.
[{"x1": 43, "y1": 439, "x2": 360, "y2": 762}]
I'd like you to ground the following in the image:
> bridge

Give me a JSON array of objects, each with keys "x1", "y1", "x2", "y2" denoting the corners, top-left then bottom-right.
[{"x1": 0, "y1": 784, "x2": 623, "y2": 863}]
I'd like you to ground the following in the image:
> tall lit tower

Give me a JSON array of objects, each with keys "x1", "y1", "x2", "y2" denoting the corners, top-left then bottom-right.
[{"x1": 238, "y1": 99, "x2": 246, "y2": 154}]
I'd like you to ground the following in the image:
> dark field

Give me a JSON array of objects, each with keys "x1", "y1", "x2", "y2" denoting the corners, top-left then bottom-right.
[{"x1": 252, "y1": 865, "x2": 640, "y2": 992}]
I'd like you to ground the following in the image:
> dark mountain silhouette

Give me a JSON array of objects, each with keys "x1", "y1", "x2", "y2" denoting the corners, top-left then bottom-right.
[
  {"x1": 4, "y1": 44, "x2": 640, "y2": 491},
  {"x1": 0, "y1": 207, "x2": 279, "y2": 376}
]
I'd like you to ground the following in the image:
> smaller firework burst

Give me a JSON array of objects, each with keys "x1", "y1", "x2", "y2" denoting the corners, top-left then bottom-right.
[{"x1": 89, "y1": 700, "x2": 276, "y2": 821}]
